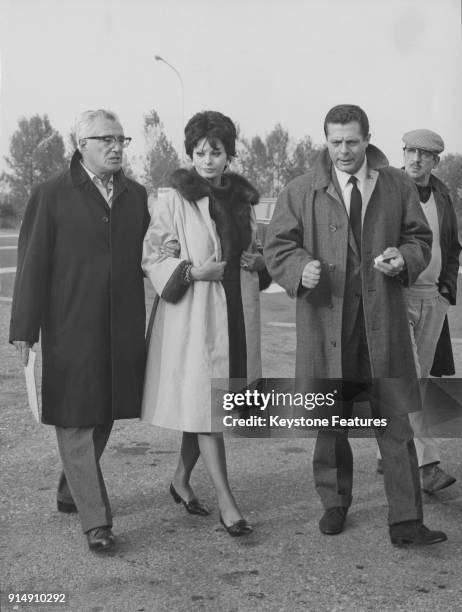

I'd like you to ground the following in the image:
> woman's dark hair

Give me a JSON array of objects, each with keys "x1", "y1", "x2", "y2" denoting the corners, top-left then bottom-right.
[
  {"x1": 184, "y1": 111, "x2": 237, "y2": 158},
  {"x1": 323, "y1": 104, "x2": 370, "y2": 138}
]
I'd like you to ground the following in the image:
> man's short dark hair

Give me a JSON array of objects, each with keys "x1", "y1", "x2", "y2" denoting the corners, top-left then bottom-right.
[
  {"x1": 323, "y1": 105, "x2": 370, "y2": 138},
  {"x1": 184, "y1": 111, "x2": 237, "y2": 159}
]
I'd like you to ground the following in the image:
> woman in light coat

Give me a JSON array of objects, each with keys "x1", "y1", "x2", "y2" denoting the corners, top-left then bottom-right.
[{"x1": 142, "y1": 111, "x2": 269, "y2": 536}]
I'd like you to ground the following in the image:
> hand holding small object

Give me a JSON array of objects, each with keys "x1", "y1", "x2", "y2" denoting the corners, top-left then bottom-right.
[
  {"x1": 302, "y1": 260, "x2": 321, "y2": 289},
  {"x1": 240, "y1": 250, "x2": 265, "y2": 272},
  {"x1": 373, "y1": 247, "x2": 404, "y2": 276}
]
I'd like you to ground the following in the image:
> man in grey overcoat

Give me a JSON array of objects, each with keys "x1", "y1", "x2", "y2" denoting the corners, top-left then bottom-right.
[
  {"x1": 10, "y1": 109, "x2": 150, "y2": 553},
  {"x1": 264, "y1": 104, "x2": 447, "y2": 546}
]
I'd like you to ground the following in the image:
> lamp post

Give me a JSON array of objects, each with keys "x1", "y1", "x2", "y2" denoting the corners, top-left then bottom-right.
[{"x1": 154, "y1": 55, "x2": 185, "y2": 162}]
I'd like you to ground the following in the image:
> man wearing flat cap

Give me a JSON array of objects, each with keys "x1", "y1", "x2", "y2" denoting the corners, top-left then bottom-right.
[{"x1": 400, "y1": 129, "x2": 461, "y2": 492}]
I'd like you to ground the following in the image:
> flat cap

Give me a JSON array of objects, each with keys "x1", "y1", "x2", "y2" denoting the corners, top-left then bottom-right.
[{"x1": 402, "y1": 129, "x2": 444, "y2": 153}]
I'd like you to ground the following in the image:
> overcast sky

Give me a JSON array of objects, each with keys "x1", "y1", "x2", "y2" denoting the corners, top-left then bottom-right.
[{"x1": 1, "y1": 0, "x2": 461, "y2": 173}]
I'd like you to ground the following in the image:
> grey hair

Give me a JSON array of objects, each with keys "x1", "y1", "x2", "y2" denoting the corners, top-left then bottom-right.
[{"x1": 74, "y1": 109, "x2": 121, "y2": 146}]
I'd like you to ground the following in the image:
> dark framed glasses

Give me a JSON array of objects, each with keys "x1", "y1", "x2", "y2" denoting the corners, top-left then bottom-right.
[
  {"x1": 403, "y1": 147, "x2": 435, "y2": 160},
  {"x1": 84, "y1": 135, "x2": 132, "y2": 148}
]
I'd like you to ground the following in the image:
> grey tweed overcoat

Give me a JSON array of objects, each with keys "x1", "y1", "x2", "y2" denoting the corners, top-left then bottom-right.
[{"x1": 264, "y1": 145, "x2": 432, "y2": 386}]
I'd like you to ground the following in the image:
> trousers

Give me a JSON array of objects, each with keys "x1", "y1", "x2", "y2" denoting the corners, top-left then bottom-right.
[
  {"x1": 376, "y1": 291, "x2": 449, "y2": 466},
  {"x1": 313, "y1": 303, "x2": 423, "y2": 525},
  {"x1": 55, "y1": 423, "x2": 113, "y2": 533},
  {"x1": 408, "y1": 291, "x2": 449, "y2": 466}
]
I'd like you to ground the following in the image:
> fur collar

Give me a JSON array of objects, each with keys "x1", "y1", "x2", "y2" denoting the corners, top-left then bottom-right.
[
  {"x1": 170, "y1": 168, "x2": 259, "y2": 206},
  {"x1": 170, "y1": 168, "x2": 259, "y2": 260}
]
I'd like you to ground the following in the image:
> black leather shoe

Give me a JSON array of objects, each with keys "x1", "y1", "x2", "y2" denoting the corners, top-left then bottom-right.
[
  {"x1": 169, "y1": 483, "x2": 210, "y2": 516},
  {"x1": 57, "y1": 500, "x2": 78, "y2": 514},
  {"x1": 219, "y1": 515, "x2": 253, "y2": 537},
  {"x1": 86, "y1": 527, "x2": 115, "y2": 552},
  {"x1": 390, "y1": 523, "x2": 447, "y2": 547},
  {"x1": 319, "y1": 507, "x2": 348, "y2": 535}
]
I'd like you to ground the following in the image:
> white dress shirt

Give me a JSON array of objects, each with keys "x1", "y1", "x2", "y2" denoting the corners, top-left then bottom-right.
[{"x1": 333, "y1": 157, "x2": 369, "y2": 223}]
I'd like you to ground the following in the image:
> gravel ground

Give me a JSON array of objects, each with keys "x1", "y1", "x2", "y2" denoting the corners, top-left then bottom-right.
[{"x1": 2, "y1": 256, "x2": 462, "y2": 611}]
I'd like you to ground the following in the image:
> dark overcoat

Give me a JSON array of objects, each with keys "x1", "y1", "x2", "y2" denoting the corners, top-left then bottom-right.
[
  {"x1": 428, "y1": 173, "x2": 461, "y2": 376},
  {"x1": 264, "y1": 145, "x2": 432, "y2": 383},
  {"x1": 9, "y1": 151, "x2": 150, "y2": 427}
]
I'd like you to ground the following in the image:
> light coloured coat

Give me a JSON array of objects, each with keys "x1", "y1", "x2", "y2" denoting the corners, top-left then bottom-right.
[{"x1": 142, "y1": 188, "x2": 262, "y2": 432}]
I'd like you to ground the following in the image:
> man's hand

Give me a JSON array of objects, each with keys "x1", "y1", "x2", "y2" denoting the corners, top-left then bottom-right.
[
  {"x1": 160, "y1": 239, "x2": 180, "y2": 258},
  {"x1": 302, "y1": 260, "x2": 321, "y2": 289},
  {"x1": 240, "y1": 250, "x2": 265, "y2": 272},
  {"x1": 13, "y1": 341, "x2": 31, "y2": 367},
  {"x1": 373, "y1": 247, "x2": 405, "y2": 277}
]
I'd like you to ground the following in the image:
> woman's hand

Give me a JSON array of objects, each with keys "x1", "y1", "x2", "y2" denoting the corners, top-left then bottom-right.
[
  {"x1": 240, "y1": 250, "x2": 266, "y2": 272},
  {"x1": 160, "y1": 239, "x2": 181, "y2": 258},
  {"x1": 191, "y1": 255, "x2": 226, "y2": 281}
]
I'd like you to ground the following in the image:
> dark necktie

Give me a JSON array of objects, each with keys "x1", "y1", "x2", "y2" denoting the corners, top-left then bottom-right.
[{"x1": 348, "y1": 175, "x2": 362, "y2": 249}]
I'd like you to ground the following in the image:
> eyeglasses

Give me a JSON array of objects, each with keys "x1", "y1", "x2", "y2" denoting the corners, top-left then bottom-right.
[
  {"x1": 83, "y1": 135, "x2": 132, "y2": 148},
  {"x1": 403, "y1": 147, "x2": 435, "y2": 161}
]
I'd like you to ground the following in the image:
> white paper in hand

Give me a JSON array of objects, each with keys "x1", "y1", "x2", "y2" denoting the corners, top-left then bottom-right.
[{"x1": 24, "y1": 350, "x2": 40, "y2": 423}]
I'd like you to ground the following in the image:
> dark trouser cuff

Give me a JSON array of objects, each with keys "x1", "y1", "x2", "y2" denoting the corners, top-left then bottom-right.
[{"x1": 389, "y1": 519, "x2": 422, "y2": 533}]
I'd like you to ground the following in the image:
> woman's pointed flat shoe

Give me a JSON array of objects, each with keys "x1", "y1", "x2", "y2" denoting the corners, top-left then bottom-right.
[
  {"x1": 169, "y1": 483, "x2": 210, "y2": 516},
  {"x1": 219, "y1": 515, "x2": 253, "y2": 537}
]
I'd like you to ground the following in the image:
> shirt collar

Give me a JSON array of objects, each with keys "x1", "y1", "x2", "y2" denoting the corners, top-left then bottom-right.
[
  {"x1": 334, "y1": 156, "x2": 368, "y2": 190},
  {"x1": 79, "y1": 161, "x2": 114, "y2": 187}
]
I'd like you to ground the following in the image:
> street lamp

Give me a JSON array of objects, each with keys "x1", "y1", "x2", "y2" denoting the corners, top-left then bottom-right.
[{"x1": 154, "y1": 55, "x2": 185, "y2": 162}]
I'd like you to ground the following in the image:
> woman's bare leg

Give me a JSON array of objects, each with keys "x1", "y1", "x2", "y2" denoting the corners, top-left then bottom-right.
[
  {"x1": 171, "y1": 432, "x2": 201, "y2": 501},
  {"x1": 198, "y1": 432, "x2": 245, "y2": 525}
]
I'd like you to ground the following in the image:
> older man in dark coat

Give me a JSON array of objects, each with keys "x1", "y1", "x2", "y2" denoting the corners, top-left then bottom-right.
[
  {"x1": 10, "y1": 109, "x2": 150, "y2": 552},
  {"x1": 265, "y1": 104, "x2": 447, "y2": 546}
]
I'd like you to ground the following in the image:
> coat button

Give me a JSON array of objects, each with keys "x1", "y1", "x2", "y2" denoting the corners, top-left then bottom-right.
[
  {"x1": 102, "y1": 215, "x2": 109, "y2": 223},
  {"x1": 329, "y1": 224, "x2": 337, "y2": 231},
  {"x1": 328, "y1": 263, "x2": 335, "y2": 270}
]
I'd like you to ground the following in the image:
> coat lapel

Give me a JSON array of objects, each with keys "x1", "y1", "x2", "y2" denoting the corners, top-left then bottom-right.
[
  {"x1": 70, "y1": 152, "x2": 110, "y2": 211},
  {"x1": 79, "y1": 179, "x2": 110, "y2": 211},
  {"x1": 328, "y1": 170, "x2": 360, "y2": 258},
  {"x1": 196, "y1": 196, "x2": 222, "y2": 259},
  {"x1": 70, "y1": 149, "x2": 128, "y2": 211},
  {"x1": 363, "y1": 168, "x2": 379, "y2": 210},
  {"x1": 112, "y1": 172, "x2": 128, "y2": 204},
  {"x1": 362, "y1": 169, "x2": 380, "y2": 234}
]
